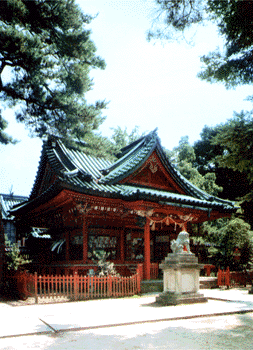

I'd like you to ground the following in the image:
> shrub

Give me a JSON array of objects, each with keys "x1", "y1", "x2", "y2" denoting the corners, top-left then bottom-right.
[{"x1": 93, "y1": 250, "x2": 120, "y2": 277}]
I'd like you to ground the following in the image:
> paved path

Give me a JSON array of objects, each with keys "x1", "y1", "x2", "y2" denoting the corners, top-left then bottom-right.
[{"x1": 0, "y1": 288, "x2": 253, "y2": 339}]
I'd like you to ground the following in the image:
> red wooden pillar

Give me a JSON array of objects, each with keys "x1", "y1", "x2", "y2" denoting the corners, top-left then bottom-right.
[
  {"x1": 120, "y1": 229, "x2": 125, "y2": 263},
  {"x1": 82, "y1": 219, "x2": 88, "y2": 263},
  {"x1": 144, "y1": 218, "x2": 151, "y2": 280}
]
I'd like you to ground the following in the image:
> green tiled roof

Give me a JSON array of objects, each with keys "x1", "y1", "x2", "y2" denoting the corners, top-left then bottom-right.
[{"x1": 11, "y1": 129, "x2": 237, "y2": 214}]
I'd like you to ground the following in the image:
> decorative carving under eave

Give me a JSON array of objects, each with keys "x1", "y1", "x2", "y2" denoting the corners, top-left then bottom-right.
[
  {"x1": 73, "y1": 200, "x2": 134, "y2": 218},
  {"x1": 148, "y1": 155, "x2": 158, "y2": 173},
  {"x1": 134, "y1": 209, "x2": 198, "y2": 231},
  {"x1": 135, "y1": 209, "x2": 154, "y2": 218},
  {"x1": 75, "y1": 202, "x2": 92, "y2": 215}
]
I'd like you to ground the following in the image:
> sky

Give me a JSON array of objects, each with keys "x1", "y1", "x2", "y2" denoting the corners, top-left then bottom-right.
[{"x1": 1, "y1": 0, "x2": 252, "y2": 197}]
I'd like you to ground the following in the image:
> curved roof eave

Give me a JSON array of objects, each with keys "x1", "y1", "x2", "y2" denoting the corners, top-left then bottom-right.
[
  {"x1": 10, "y1": 181, "x2": 63, "y2": 216},
  {"x1": 9, "y1": 177, "x2": 237, "y2": 217},
  {"x1": 155, "y1": 142, "x2": 235, "y2": 208}
]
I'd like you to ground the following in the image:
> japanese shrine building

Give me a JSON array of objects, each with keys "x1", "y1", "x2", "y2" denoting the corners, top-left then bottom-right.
[{"x1": 10, "y1": 130, "x2": 236, "y2": 279}]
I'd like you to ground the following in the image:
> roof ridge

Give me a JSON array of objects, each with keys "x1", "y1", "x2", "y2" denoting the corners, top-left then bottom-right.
[{"x1": 116, "y1": 128, "x2": 158, "y2": 158}]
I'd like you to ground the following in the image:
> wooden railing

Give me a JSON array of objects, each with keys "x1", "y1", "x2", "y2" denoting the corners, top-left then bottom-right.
[
  {"x1": 32, "y1": 272, "x2": 141, "y2": 303},
  {"x1": 10, "y1": 262, "x2": 160, "y2": 302},
  {"x1": 230, "y1": 270, "x2": 251, "y2": 287},
  {"x1": 136, "y1": 263, "x2": 144, "y2": 280},
  {"x1": 217, "y1": 268, "x2": 253, "y2": 288}
]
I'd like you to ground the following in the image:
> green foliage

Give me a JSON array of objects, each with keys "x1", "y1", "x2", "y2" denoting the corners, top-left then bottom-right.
[
  {"x1": 212, "y1": 111, "x2": 253, "y2": 178},
  {"x1": 4, "y1": 237, "x2": 31, "y2": 272},
  {"x1": 149, "y1": 1, "x2": 253, "y2": 88},
  {"x1": 147, "y1": 0, "x2": 205, "y2": 41},
  {"x1": 170, "y1": 135, "x2": 253, "y2": 268},
  {"x1": 209, "y1": 112, "x2": 253, "y2": 220},
  {"x1": 110, "y1": 126, "x2": 145, "y2": 153},
  {"x1": 198, "y1": 1, "x2": 253, "y2": 87},
  {"x1": 66, "y1": 126, "x2": 146, "y2": 160},
  {"x1": 170, "y1": 136, "x2": 222, "y2": 196},
  {"x1": 0, "y1": 111, "x2": 17, "y2": 144},
  {"x1": 0, "y1": 0, "x2": 106, "y2": 145},
  {"x1": 193, "y1": 125, "x2": 223, "y2": 174},
  {"x1": 201, "y1": 217, "x2": 253, "y2": 270},
  {"x1": 193, "y1": 123, "x2": 251, "y2": 203},
  {"x1": 93, "y1": 250, "x2": 120, "y2": 277},
  {"x1": 67, "y1": 132, "x2": 119, "y2": 160}
]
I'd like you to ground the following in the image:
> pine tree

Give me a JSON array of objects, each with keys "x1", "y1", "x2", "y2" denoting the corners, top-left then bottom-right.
[
  {"x1": 149, "y1": 1, "x2": 253, "y2": 87},
  {"x1": 0, "y1": 0, "x2": 106, "y2": 145}
]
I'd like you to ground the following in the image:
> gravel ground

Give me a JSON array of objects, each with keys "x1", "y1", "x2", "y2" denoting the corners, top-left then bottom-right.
[{"x1": 0, "y1": 313, "x2": 253, "y2": 349}]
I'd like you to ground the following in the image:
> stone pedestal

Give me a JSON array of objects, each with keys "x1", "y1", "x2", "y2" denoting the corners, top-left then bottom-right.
[{"x1": 156, "y1": 253, "x2": 207, "y2": 306}]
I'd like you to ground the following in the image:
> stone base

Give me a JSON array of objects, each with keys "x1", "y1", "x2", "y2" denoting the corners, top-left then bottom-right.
[
  {"x1": 141, "y1": 280, "x2": 163, "y2": 293},
  {"x1": 156, "y1": 291, "x2": 208, "y2": 306}
]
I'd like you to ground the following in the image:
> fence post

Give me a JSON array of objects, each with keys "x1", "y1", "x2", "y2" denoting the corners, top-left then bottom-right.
[
  {"x1": 137, "y1": 263, "x2": 143, "y2": 281},
  {"x1": 74, "y1": 272, "x2": 78, "y2": 300},
  {"x1": 225, "y1": 267, "x2": 230, "y2": 289},
  {"x1": 34, "y1": 272, "x2": 38, "y2": 304},
  {"x1": 108, "y1": 275, "x2": 112, "y2": 297},
  {"x1": 205, "y1": 265, "x2": 211, "y2": 277},
  {"x1": 137, "y1": 270, "x2": 141, "y2": 293},
  {"x1": 217, "y1": 269, "x2": 222, "y2": 287}
]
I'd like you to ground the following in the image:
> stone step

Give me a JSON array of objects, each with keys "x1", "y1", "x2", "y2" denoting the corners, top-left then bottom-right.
[
  {"x1": 199, "y1": 277, "x2": 217, "y2": 289},
  {"x1": 141, "y1": 280, "x2": 163, "y2": 293}
]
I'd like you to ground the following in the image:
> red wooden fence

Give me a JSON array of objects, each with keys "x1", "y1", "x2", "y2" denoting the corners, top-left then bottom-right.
[
  {"x1": 217, "y1": 268, "x2": 253, "y2": 288},
  {"x1": 217, "y1": 267, "x2": 230, "y2": 288},
  {"x1": 203, "y1": 264, "x2": 215, "y2": 276},
  {"x1": 33, "y1": 271, "x2": 141, "y2": 303},
  {"x1": 229, "y1": 270, "x2": 253, "y2": 287}
]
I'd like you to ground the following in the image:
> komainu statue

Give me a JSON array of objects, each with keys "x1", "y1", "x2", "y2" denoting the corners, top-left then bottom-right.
[{"x1": 171, "y1": 231, "x2": 192, "y2": 254}]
